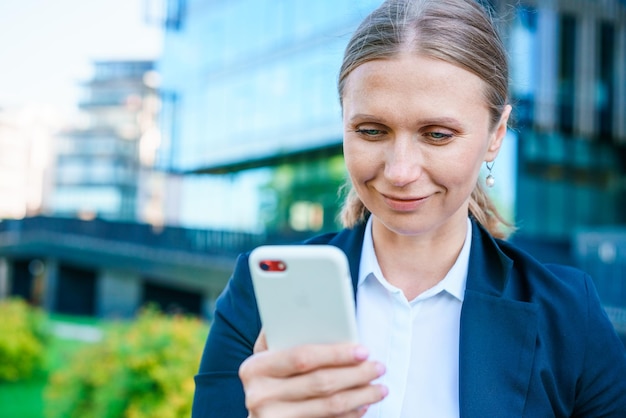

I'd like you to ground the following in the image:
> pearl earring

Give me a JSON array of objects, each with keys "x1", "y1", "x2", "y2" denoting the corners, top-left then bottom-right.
[{"x1": 485, "y1": 161, "x2": 495, "y2": 188}]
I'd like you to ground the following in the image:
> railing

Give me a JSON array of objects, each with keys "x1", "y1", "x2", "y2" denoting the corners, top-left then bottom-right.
[{"x1": 0, "y1": 216, "x2": 266, "y2": 258}]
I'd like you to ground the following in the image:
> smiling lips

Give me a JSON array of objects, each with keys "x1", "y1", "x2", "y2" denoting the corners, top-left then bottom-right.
[{"x1": 382, "y1": 193, "x2": 430, "y2": 212}]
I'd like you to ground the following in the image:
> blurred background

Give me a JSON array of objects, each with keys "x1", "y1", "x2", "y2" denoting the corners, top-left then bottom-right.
[{"x1": 0, "y1": 0, "x2": 625, "y2": 416}]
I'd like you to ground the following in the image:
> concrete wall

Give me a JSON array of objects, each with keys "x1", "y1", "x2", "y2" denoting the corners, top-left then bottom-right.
[
  {"x1": 0, "y1": 257, "x2": 9, "y2": 299},
  {"x1": 97, "y1": 269, "x2": 142, "y2": 318}
]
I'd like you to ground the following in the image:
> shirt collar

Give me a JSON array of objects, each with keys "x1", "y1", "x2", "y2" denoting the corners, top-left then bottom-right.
[{"x1": 357, "y1": 216, "x2": 471, "y2": 302}]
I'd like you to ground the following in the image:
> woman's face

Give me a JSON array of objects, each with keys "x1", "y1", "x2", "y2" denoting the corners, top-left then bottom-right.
[{"x1": 342, "y1": 53, "x2": 509, "y2": 238}]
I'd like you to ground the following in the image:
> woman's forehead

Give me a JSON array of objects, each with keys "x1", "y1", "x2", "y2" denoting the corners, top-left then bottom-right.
[{"x1": 342, "y1": 54, "x2": 489, "y2": 119}]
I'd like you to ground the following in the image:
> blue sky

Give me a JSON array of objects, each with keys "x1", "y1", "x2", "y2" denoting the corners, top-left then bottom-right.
[{"x1": 0, "y1": 0, "x2": 162, "y2": 112}]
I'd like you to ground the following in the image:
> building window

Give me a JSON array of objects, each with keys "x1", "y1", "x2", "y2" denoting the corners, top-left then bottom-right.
[
  {"x1": 158, "y1": 90, "x2": 180, "y2": 171},
  {"x1": 597, "y1": 22, "x2": 615, "y2": 141},
  {"x1": 289, "y1": 201, "x2": 324, "y2": 232},
  {"x1": 510, "y1": 5, "x2": 538, "y2": 128},
  {"x1": 144, "y1": 0, "x2": 186, "y2": 31},
  {"x1": 558, "y1": 14, "x2": 577, "y2": 135}
]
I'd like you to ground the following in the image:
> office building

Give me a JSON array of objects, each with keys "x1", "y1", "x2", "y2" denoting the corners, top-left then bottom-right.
[{"x1": 51, "y1": 60, "x2": 162, "y2": 222}]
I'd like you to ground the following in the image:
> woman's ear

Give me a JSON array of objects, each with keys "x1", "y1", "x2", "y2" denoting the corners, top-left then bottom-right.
[{"x1": 485, "y1": 104, "x2": 512, "y2": 161}]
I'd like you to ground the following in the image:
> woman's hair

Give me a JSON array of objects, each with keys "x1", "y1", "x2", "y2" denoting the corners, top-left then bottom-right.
[{"x1": 337, "y1": 0, "x2": 513, "y2": 238}]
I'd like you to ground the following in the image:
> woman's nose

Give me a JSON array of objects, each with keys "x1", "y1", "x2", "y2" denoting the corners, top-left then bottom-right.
[{"x1": 383, "y1": 136, "x2": 422, "y2": 187}]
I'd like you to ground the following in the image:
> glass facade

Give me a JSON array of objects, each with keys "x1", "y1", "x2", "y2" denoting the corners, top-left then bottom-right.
[
  {"x1": 512, "y1": 1, "x2": 626, "y2": 240},
  {"x1": 159, "y1": 0, "x2": 381, "y2": 172},
  {"x1": 157, "y1": 0, "x2": 381, "y2": 231},
  {"x1": 517, "y1": 131, "x2": 621, "y2": 238}
]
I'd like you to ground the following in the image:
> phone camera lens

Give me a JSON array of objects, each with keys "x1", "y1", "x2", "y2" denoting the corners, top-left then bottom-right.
[{"x1": 260, "y1": 261, "x2": 270, "y2": 271}]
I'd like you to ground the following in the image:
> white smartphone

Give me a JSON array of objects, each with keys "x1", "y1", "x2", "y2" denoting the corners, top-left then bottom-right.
[{"x1": 248, "y1": 245, "x2": 358, "y2": 351}]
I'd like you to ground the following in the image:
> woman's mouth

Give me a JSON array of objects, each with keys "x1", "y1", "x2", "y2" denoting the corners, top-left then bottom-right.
[{"x1": 382, "y1": 194, "x2": 430, "y2": 212}]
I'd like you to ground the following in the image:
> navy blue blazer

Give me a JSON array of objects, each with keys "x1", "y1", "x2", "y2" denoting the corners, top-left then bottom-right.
[{"x1": 192, "y1": 219, "x2": 626, "y2": 417}]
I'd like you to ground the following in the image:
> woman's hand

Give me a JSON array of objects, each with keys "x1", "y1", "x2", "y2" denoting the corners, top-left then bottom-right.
[{"x1": 240, "y1": 331, "x2": 388, "y2": 418}]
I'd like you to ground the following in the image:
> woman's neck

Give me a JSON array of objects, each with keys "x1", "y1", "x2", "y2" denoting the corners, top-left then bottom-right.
[{"x1": 371, "y1": 217, "x2": 468, "y2": 300}]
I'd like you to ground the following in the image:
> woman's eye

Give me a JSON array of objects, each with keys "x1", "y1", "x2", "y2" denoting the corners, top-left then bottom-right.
[
  {"x1": 355, "y1": 128, "x2": 386, "y2": 137},
  {"x1": 426, "y1": 132, "x2": 453, "y2": 141}
]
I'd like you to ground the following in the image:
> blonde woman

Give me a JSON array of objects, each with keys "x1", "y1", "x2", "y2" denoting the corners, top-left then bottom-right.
[{"x1": 193, "y1": 1, "x2": 626, "y2": 417}]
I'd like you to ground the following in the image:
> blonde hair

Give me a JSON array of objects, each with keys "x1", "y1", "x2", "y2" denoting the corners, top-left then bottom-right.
[{"x1": 338, "y1": 0, "x2": 513, "y2": 239}]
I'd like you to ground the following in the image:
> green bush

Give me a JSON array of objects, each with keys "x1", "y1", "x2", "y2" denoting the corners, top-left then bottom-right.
[
  {"x1": 0, "y1": 298, "x2": 48, "y2": 382},
  {"x1": 45, "y1": 306, "x2": 209, "y2": 418}
]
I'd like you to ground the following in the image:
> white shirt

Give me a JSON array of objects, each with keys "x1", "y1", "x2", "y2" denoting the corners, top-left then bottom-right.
[{"x1": 357, "y1": 217, "x2": 471, "y2": 418}]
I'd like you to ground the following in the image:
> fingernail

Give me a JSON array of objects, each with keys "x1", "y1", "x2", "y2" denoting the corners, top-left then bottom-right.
[
  {"x1": 379, "y1": 385, "x2": 389, "y2": 398},
  {"x1": 354, "y1": 345, "x2": 369, "y2": 361},
  {"x1": 358, "y1": 405, "x2": 370, "y2": 414},
  {"x1": 375, "y1": 362, "x2": 386, "y2": 377}
]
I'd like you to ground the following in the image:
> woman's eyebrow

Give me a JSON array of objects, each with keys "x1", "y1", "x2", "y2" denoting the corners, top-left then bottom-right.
[
  {"x1": 347, "y1": 113, "x2": 386, "y2": 123},
  {"x1": 415, "y1": 117, "x2": 464, "y2": 127},
  {"x1": 349, "y1": 114, "x2": 464, "y2": 128}
]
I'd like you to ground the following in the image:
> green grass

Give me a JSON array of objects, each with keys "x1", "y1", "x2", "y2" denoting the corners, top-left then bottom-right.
[
  {"x1": 1, "y1": 360, "x2": 49, "y2": 417},
  {"x1": 49, "y1": 313, "x2": 101, "y2": 327},
  {"x1": 0, "y1": 315, "x2": 99, "y2": 418},
  {"x1": 0, "y1": 377, "x2": 46, "y2": 418}
]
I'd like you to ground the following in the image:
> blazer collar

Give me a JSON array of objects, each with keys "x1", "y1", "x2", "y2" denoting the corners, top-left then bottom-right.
[
  {"x1": 328, "y1": 219, "x2": 538, "y2": 417},
  {"x1": 326, "y1": 217, "x2": 516, "y2": 297},
  {"x1": 327, "y1": 220, "x2": 367, "y2": 302}
]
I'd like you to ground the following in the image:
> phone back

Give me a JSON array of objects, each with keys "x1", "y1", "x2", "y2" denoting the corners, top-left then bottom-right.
[{"x1": 248, "y1": 245, "x2": 358, "y2": 350}]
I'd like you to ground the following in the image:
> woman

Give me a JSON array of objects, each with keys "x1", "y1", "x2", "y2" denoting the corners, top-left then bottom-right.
[{"x1": 192, "y1": 0, "x2": 626, "y2": 417}]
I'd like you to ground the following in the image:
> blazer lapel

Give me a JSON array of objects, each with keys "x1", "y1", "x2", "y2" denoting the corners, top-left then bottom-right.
[
  {"x1": 459, "y1": 222, "x2": 538, "y2": 417},
  {"x1": 327, "y1": 221, "x2": 367, "y2": 302}
]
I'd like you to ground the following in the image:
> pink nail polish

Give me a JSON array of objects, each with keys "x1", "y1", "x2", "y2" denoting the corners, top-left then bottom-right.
[
  {"x1": 376, "y1": 362, "x2": 386, "y2": 377},
  {"x1": 354, "y1": 346, "x2": 369, "y2": 361}
]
